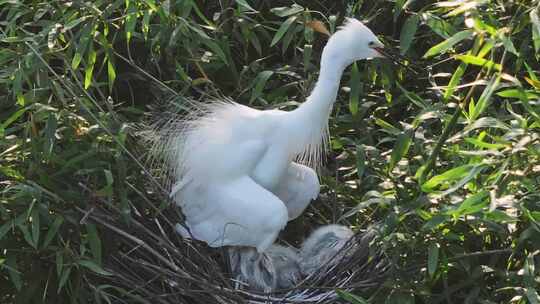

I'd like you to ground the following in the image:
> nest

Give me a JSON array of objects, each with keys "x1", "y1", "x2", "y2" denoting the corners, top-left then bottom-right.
[{"x1": 84, "y1": 198, "x2": 390, "y2": 304}]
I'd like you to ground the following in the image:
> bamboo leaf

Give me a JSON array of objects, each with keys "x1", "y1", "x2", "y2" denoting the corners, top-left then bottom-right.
[
  {"x1": 235, "y1": 0, "x2": 257, "y2": 12},
  {"x1": 86, "y1": 223, "x2": 102, "y2": 265},
  {"x1": 42, "y1": 215, "x2": 63, "y2": 248},
  {"x1": 422, "y1": 164, "x2": 476, "y2": 192},
  {"x1": 356, "y1": 144, "x2": 366, "y2": 180},
  {"x1": 349, "y1": 62, "x2": 361, "y2": 115},
  {"x1": 31, "y1": 207, "x2": 40, "y2": 248},
  {"x1": 84, "y1": 43, "x2": 97, "y2": 89},
  {"x1": 389, "y1": 130, "x2": 412, "y2": 172},
  {"x1": 428, "y1": 242, "x2": 439, "y2": 278},
  {"x1": 270, "y1": 4, "x2": 303, "y2": 17},
  {"x1": 250, "y1": 70, "x2": 274, "y2": 103},
  {"x1": 423, "y1": 30, "x2": 474, "y2": 58},
  {"x1": 6, "y1": 255, "x2": 22, "y2": 291},
  {"x1": 78, "y1": 260, "x2": 113, "y2": 276},
  {"x1": 271, "y1": 16, "x2": 297, "y2": 47},
  {"x1": 455, "y1": 55, "x2": 502, "y2": 71},
  {"x1": 400, "y1": 15, "x2": 420, "y2": 54}
]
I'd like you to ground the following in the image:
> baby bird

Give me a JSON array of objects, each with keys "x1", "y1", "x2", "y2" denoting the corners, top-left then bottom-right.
[
  {"x1": 229, "y1": 224, "x2": 354, "y2": 291},
  {"x1": 266, "y1": 244, "x2": 302, "y2": 290},
  {"x1": 228, "y1": 244, "x2": 301, "y2": 292},
  {"x1": 299, "y1": 224, "x2": 354, "y2": 276}
]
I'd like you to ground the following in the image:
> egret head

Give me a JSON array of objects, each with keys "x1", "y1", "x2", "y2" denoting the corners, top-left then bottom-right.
[{"x1": 322, "y1": 18, "x2": 385, "y2": 68}]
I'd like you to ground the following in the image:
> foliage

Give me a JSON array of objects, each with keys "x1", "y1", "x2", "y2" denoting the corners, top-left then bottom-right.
[{"x1": 1, "y1": 0, "x2": 540, "y2": 303}]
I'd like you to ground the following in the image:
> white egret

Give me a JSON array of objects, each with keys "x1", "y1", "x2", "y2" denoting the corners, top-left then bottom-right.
[{"x1": 148, "y1": 18, "x2": 389, "y2": 291}]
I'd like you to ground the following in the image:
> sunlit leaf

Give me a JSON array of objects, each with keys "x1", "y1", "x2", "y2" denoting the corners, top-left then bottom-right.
[
  {"x1": 423, "y1": 30, "x2": 474, "y2": 58},
  {"x1": 388, "y1": 130, "x2": 412, "y2": 172},
  {"x1": 455, "y1": 54, "x2": 502, "y2": 71}
]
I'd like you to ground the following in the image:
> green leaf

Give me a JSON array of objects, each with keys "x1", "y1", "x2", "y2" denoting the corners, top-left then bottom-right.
[
  {"x1": 484, "y1": 210, "x2": 517, "y2": 223},
  {"x1": 107, "y1": 59, "x2": 116, "y2": 92},
  {"x1": 388, "y1": 130, "x2": 412, "y2": 172},
  {"x1": 464, "y1": 137, "x2": 506, "y2": 149},
  {"x1": 86, "y1": 223, "x2": 102, "y2": 265},
  {"x1": 125, "y1": 1, "x2": 138, "y2": 42},
  {"x1": 249, "y1": 70, "x2": 274, "y2": 103},
  {"x1": 400, "y1": 15, "x2": 419, "y2": 54},
  {"x1": 423, "y1": 30, "x2": 474, "y2": 58},
  {"x1": 6, "y1": 254, "x2": 22, "y2": 291},
  {"x1": 356, "y1": 145, "x2": 366, "y2": 179},
  {"x1": 56, "y1": 251, "x2": 63, "y2": 277},
  {"x1": 422, "y1": 164, "x2": 476, "y2": 192},
  {"x1": 19, "y1": 223, "x2": 36, "y2": 249},
  {"x1": 235, "y1": 0, "x2": 257, "y2": 12},
  {"x1": 78, "y1": 260, "x2": 113, "y2": 276},
  {"x1": 0, "y1": 219, "x2": 13, "y2": 241},
  {"x1": 422, "y1": 215, "x2": 449, "y2": 230},
  {"x1": 43, "y1": 113, "x2": 57, "y2": 158},
  {"x1": 84, "y1": 44, "x2": 97, "y2": 89},
  {"x1": 443, "y1": 62, "x2": 467, "y2": 101},
  {"x1": 271, "y1": 16, "x2": 297, "y2": 47},
  {"x1": 428, "y1": 242, "x2": 439, "y2": 278},
  {"x1": 349, "y1": 62, "x2": 361, "y2": 115},
  {"x1": 0, "y1": 106, "x2": 29, "y2": 131},
  {"x1": 42, "y1": 215, "x2": 63, "y2": 248},
  {"x1": 501, "y1": 36, "x2": 518, "y2": 56},
  {"x1": 455, "y1": 55, "x2": 502, "y2": 71},
  {"x1": 57, "y1": 266, "x2": 72, "y2": 293},
  {"x1": 496, "y1": 89, "x2": 539, "y2": 100},
  {"x1": 31, "y1": 207, "x2": 40, "y2": 248},
  {"x1": 336, "y1": 289, "x2": 369, "y2": 304},
  {"x1": 270, "y1": 4, "x2": 303, "y2": 17},
  {"x1": 447, "y1": 190, "x2": 489, "y2": 217},
  {"x1": 470, "y1": 75, "x2": 500, "y2": 121},
  {"x1": 202, "y1": 39, "x2": 229, "y2": 65},
  {"x1": 71, "y1": 51, "x2": 83, "y2": 69},
  {"x1": 530, "y1": 8, "x2": 540, "y2": 53}
]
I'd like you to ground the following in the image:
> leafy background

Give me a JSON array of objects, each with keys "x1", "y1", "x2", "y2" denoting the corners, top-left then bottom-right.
[{"x1": 1, "y1": 0, "x2": 540, "y2": 303}]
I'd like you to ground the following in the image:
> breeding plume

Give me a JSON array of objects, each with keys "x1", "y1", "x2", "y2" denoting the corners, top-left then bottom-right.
[{"x1": 148, "y1": 19, "x2": 386, "y2": 288}]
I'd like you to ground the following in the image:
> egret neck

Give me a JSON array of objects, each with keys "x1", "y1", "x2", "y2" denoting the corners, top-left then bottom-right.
[{"x1": 289, "y1": 51, "x2": 348, "y2": 157}]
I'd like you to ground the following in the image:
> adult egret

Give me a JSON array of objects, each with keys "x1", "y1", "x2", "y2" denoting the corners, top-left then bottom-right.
[{"x1": 148, "y1": 18, "x2": 389, "y2": 290}]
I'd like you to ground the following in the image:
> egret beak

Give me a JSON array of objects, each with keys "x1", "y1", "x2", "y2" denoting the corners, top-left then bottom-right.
[{"x1": 372, "y1": 45, "x2": 419, "y2": 74}]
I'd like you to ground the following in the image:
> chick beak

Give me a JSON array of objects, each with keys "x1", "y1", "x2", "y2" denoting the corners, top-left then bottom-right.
[{"x1": 372, "y1": 45, "x2": 419, "y2": 74}]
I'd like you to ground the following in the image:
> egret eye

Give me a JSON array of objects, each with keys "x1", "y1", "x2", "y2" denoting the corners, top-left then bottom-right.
[{"x1": 368, "y1": 41, "x2": 376, "y2": 47}]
